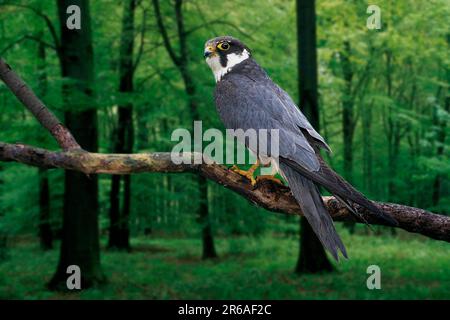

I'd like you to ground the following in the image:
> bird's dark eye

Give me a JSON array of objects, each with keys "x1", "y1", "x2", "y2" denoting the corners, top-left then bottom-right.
[{"x1": 217, "y1": 42, "x2": 230, "y2": 51}]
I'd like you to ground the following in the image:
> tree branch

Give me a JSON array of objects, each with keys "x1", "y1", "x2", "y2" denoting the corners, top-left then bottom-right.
[
  {"x1": 151, "y1": 0, "x2": 181, "y2": 66},
  {"x1": 0, "y1": 35, "x2": 28, "y2": 56},
  {"x1": 23, "y1": 35, "x2": 57, "y2": 51},
  {"x1": 1, "y1": 34, "x2": 57, "y2": 56},
  {"x1": 174, "y1": 0, "x2": 187, "y2": 65},
  {"x1": 0, "y1": 2, "x2": 61, "y2": 51},
  {"x1": 0, "y1": 141, "x2": 449, "y2": 243},
  {"x1": 184, "y1": 19, "x2": 254, "y2": 40},
  {"x1": 0, "y1": 58, "x2": 79, "y2": 150},
  {"x1": 132, "y1": 7, "x2": 147, "y2": 74}
]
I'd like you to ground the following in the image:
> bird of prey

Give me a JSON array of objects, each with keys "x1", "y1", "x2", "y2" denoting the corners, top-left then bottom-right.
[{"x1": 204, "y1": 36, "x2": 397, "y2": 260}]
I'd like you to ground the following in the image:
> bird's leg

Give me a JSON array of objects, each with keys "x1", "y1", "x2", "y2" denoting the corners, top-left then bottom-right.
[
  {"x1": 231, "y1": 160, "x2": 259, "y2": 186},
  {"x1": 255, "y1": 161, "x2": 284, "y2": 186}
]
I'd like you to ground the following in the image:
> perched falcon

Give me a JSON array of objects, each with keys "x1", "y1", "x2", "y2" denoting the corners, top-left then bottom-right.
[{"x1": 204, "y1": 36, "x2": 397, "y2": 260}]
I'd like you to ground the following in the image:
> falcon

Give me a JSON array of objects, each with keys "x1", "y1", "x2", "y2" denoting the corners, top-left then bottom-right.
[{"x1": 204, "y1": 36, "x2": 397, "y2": 260}]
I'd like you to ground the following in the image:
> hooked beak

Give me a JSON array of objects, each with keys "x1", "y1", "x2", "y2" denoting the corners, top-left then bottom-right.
[{"x1": 204, "y1": 45, "x2": 215, "y2": 58}]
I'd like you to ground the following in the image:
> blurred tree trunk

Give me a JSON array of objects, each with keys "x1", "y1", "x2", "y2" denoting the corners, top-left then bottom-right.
[
  {"x1": 406, "y1": 79, "x2": 419, "y2": 207},
  {"x1": 174, "y1": 0, "x2": 216, "y2": 259},
  {"x1": 38, "y1": 168, "x2": 52, "y2": 250},
  {"x1": 340, "y1": 40, "x2": 357, "y2": 234},
  {"x1": 432, "y1": 96, "x2": 448, "y2": 209},
  {"x1": 295, "y1": 0, "x2": 333, "y2": 273},
  {"x1": 49, "y1": 0, "x2": 105, "y2": 289},
  {"x1": 183, "y1": 66, "x2": 217, "y2": 259},
  {"x1": 136, "y1": 103, "x2": 152, "y2": 234},
  {"x1": 161, "y1": 118, "x2": 171, "y2": 227},
  {"x1": 362, "y1": 100, "x2": 373, "y2": 194},
  {"x1": 383, "y1": 50, "x2": 407, "y2": 236},
  {"x1": 384, "y1": 50, "x2": 401, "y2": 203},
  {"x1": 432, "y1": 35, "x2": 449, "y2": 210},
  {"x1": 0, "y1": 236, "x2": 6, "y2": 262},
  {"x1": 0, "y1": 164, "x2": 5, "y2": 262},
  {"x1": 108, "y1": 0, "x2": 137, "y2": 251},
  {"x1": 37, "y1": 31, "x2": 53, "y2": 250},
  {"x1": 152, "y1": 0, "x2": 217, "y2": 259},
  {"x1": 341, "y1": 41, "x2": 355, "y2": 184},
  {"x1": 0, "y1": 21, "x2": 5, "y2": 261}
]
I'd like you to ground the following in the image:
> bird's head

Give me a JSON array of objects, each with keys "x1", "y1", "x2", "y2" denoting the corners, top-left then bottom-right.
[{"x1": 204, "y1": 36, "x2": 251, "y2": 82}]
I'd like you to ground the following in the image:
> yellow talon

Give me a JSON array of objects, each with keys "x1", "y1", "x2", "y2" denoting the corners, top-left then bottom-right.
[
  {"x1": 230, "y1": 161, "x2": 284, "y2": 187},
  {"x1": 231, "y1": 161, "x2": 259, "y2": 186}
]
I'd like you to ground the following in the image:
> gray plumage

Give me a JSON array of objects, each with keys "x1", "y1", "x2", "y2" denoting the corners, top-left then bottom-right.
[
  {"x1": 215, "y1": 61, "x2": 321, "y2": 172},
  {"x1": 206, "y1": 36, "x2": 397, "y2": 260},
  {"x1": 279, "y1": 162, "x2": 347, "y2": 260}
]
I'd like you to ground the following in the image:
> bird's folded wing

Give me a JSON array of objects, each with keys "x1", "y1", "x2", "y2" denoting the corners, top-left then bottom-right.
[
  {"x1": 214, "y1": 74, "x2": 321, "y2": 172},
  {"x1": 272, "y1": 84, "x2": 332, "y2": 152}
]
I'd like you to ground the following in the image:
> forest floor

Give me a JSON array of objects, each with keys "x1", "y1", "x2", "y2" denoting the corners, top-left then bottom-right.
[{"x1": 0, "y1": 231, "x2": 449, "y2": 299}]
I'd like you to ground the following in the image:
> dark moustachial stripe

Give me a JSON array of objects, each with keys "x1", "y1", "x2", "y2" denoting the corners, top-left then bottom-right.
[{"x1": 219, "y1": 54, "x2": 228, "y2": 68}]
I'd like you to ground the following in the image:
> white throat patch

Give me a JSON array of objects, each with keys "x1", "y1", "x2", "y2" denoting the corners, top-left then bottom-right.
[{"x1": 206, "y1": 49, "x2": 250, "y2": 82}]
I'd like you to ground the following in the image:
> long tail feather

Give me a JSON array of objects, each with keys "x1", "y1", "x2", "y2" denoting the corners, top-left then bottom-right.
[
  {"x1": 279, "y1": 161, "x2": 347, "y2": 261},
  {"x1": 282, "y1": 157, "x2": 398, "y2": 226}
]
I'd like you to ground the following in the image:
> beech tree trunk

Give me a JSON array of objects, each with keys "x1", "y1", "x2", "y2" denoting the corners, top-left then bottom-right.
[
  {"x1": 49, "y1": 0, "x2": 105, "y2": 289},
  {"x1": 296, "y1": 0, "x2": 333, "y2": 273},
  {"x1": 108, "y1": 0, "x2": 136, "y2": 251}
]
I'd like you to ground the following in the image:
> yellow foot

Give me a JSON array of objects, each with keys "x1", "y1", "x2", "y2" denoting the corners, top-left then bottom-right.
[
  {"x1": 231, "y1": 165, "x2": 257, "y2": 186},
  {"x1": 256, "y1": 175, "x2": 284, "y2": 186}
]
